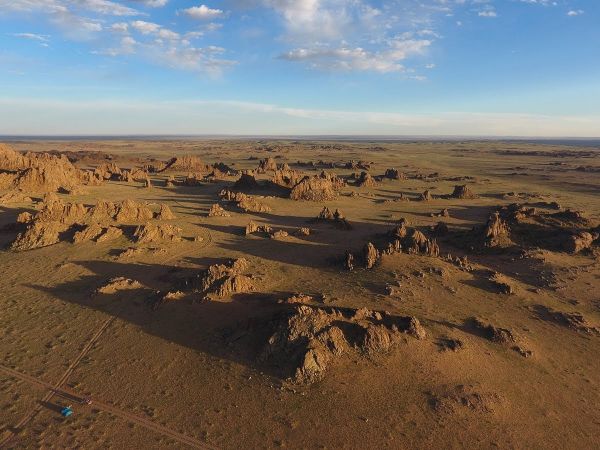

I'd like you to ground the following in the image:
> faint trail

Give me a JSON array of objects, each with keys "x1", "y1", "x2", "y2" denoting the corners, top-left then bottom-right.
[
  {"x1": 0, "y1": 366, "x2": 216, "y2": 450},
  {"x1": 0, "y1": 316, "x2": 114, "y2": 447}
]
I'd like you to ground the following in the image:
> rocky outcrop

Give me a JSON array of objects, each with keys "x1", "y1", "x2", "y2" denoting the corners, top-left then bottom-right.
[
  {"x1": 450, "y1": 184, "x2": 477, "y2": 199},
  {"x1": 96, "y1": 277, "x2": 144, "y2": 295},
  {"x1": 234, "y1": 173, "x2": 260, "y2": 190},
  {"x1": 257, "y1": 157, "x2": 277, "y2": 173},
  {"x1": 157, "y1": 155, "x2": 211, "y2": 173},
  {"x1": 0, "y1": 191, "x2": 32, "y2": 205},
  {"x1": 419, "y1": 190, "x2": 433, "y2": 201},
  {"x1": 563, "y1": 231, "x2": 596, "y2": 254},
  {"x1": 0, "y1": 143, "x2": 102, "y2": 193},
  {"x1": 290, "y1": 176, "x2": 338, "y2": 201},
  {"x1": 355, "y1": 171, "x2": 376, "y2": 188},
  {"x1": 190, "y1": 258, "x2": 254, "y2": 301},
  {"x1": 384, "y1": 168, "x2": 404, "y2": 180},
  {"x1": 342, "y1": 221, "x2": 440, "y2": 270},
  {"x1": 155, "y1": 204, "x2": 175, "y2": 220},
  {"x1": 314, "y1": 206, "x2": 352, "y2": 230},
  {"x1": 258, "y1": 306, "x2": 425, "y2": 384},
  {"x1": 208, "y1": 203, "x2": 231, "y2": 217},
  {"x1": 431, "y1": 208, "x2": 450, "y2": 218},
  {"x1": 271, "y1": 168, "x2": 305, "y2": 188},
  {"x1": 363, "y1": 242, "x2": 380, "y2": 269},
  {"x1": 237, "y1": 194, "x2": 271, "y2": 213},
  {"x1": 482, "y1": 212, "x2": 512, "y2": 248},
  {"x1": 404, "y1": 229, "x2": 440, "y2": 257},
  {"x1": 114, "y1": 199, "x2": 154, "y2": 223},
  {"x1": 133, "y1": 223, "x2": 182, "y2": 243},
  {"x1": 73, "y1": 224, "x2": 123, "y2": 244},
  {"x1": 94, "y1": 162, "x2": 122, "y2": 181},
  {"x1": 245, "y1": 221, "x2": 272, "y2": 236},
  {"x1": 10, "y1": 220, "x2": 70, "y2": 251}
]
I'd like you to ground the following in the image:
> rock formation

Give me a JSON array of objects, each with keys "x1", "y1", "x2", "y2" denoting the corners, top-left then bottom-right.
[
  {"x1": 208, "y1": 204, "x2": 231, "y2": 217},
  {"x1": 450, "y1": 184, "x2": 477, "y2": 199},
  {"x1": 355, "y1": 171, "x2": 376, "y2": 187},
  {"x1": 258, "y1": 305, "x2": 425, "y2": 384},
  {"x1": 384, "y1": 168, "x2": 404, "y2": 180},
  {"x1": 290, "y1": 176, "x2": 338, "y2": 201},
  {"x1": 155, "y1": 204, "x2": 175, "y2": 220},
  {"x1": 234, "y1": 173, "x2": 260, "y2": 190},
  {"x1": 419, "y1": 190, "x2": 433, "y2": 201},
  {"x1": 133, "y1": 223, "x2": 182, "y2": 243},
  {"x1": 0, "y1": 143, "x2": 102, "y2": 193},
  {"x1": 363, "y1": 242, "x2": 380, "y2": 269},
  {"x1": 483, "y1": 212, "x2": 512, "y2": 247},
  {"x1": 189, "y1": 258, "x2": 254, "y2": 301}
]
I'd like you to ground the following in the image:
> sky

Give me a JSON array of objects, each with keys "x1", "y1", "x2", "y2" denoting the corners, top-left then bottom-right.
[{"x1": 0, "y1": 0, "x2": 598, "y2": 136}]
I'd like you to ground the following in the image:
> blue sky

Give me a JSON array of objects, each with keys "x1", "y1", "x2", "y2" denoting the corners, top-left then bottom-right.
[{"x1": 0, "y1": 0, "x2": 598, "y2": 136}]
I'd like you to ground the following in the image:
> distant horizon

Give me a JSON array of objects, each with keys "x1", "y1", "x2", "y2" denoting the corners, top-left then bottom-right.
[{"x1": 2, "y1": 135, "x2": 600, "y2": 142}]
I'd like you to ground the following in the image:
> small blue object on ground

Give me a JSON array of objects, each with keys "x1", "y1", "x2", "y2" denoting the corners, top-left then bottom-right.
[{"x1": 61, "y1": 406, "x2": 73, "y2": 417}]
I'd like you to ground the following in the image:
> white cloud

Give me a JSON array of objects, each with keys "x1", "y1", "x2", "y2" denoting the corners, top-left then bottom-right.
[
  {"x1": 181, "y1": 4, "x2": 224, "y2": 20},
  {"x1": 77, "y1": 0, "x2": 139, "y2": 16},
  {"x1": 478, "y1": 10, "x2": 497, "y2": 18},
  {"x1": 12, "y1": 32, "x2": 50, "y2": 42},
  {"x1": 130, "y1": 20, "x2": 160, "y2": 34},
  {"x1": 157, "y1": 28, "x2": 180, "y2": 40},
  {"x1": 129, "y1": 0, "x2": 168, "y2": 7},
  {"x1": 95, "y1": 35, "x2": 137, "y2": 55},
  {"x1": 158, "y1": 45, "x2": 235, "y2": 76},
  {"x1": 567, "y1": 10, "x2": 584, "y2": 16},
  {"x1": 280, "y1": 37, "x2": 431, "y2": 73}
]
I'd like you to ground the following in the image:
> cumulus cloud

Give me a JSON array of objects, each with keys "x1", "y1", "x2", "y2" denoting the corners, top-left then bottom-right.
[
  {"x1": 110, "y1": 22, "x2": 129, "y2": 32},
  {"x1": 130, "y1": 20, "x2": 160, "y2": 34},
  {"x1": 181, "y1": 4, "x2": 224, "y2": 20},
  {"x1": 99, "y1": 16, "x2": 235, "y2": 75},
  {"x1": 0, "y1": 0, "x2": 582, "y2": 78}
]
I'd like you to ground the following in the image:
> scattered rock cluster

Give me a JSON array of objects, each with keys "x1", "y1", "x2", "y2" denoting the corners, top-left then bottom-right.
[
  {"x1": 9, "y1": 195, "x2": 176, "y2": 251},
  {"x1": 467, "y1": 317, "x2": 531, "y2": 357},
  {"x1": 532, "y1": 305, "x2": 599, "y2": 335},
  {"x1": 343, "y1": 220, "x2": 440, "y2": 270}
]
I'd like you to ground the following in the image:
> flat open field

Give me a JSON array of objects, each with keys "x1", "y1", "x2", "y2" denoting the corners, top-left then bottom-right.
[{"x1": 0, "y1": 139, "x2": 599, "y2": 449}]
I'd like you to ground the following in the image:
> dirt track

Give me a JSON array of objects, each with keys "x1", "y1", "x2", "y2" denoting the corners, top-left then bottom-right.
[{"x1": 0, "y1": 365, "x2": 215, "y2": 450}]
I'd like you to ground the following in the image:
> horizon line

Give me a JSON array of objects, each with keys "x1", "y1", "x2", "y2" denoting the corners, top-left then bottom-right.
[{"x1": 2, "y1": 134, "x2": 600, "y2": 141}]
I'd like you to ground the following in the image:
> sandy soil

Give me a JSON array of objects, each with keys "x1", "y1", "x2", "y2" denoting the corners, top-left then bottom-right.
[{"x1": 0, "y1": 139, "x2": 599, "y2": 449}]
